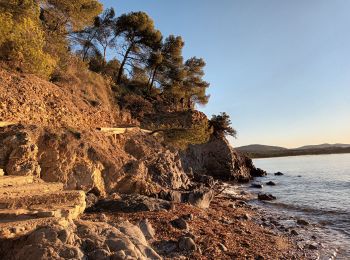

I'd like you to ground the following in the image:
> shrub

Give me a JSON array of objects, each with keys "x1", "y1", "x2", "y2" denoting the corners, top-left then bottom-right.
[
  {"x1": 209, "y1": 112, "x2": 237, "y2": 138},
  {"x1": 0, "y1": 13, "x2": 57, "y2": 78},
  {"x1": 163, "y1": 119, "x2": 211, "y2": 150}
]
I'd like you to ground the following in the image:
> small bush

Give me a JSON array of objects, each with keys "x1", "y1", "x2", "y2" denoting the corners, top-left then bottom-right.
[
  {"x1": 209, "y1": 112, "x2": 237, "y2": 138},
  {"x1": 163, "y1": 119, "x2": 211, "y2": 150}
]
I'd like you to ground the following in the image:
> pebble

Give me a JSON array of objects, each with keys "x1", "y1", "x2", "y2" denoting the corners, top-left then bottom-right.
[
  {"x1": 218, "y1": 243, "x2": 227, "y2": 252},
  {"x1": 171, "y1": 217, "x2": 188, "y2": 230}
]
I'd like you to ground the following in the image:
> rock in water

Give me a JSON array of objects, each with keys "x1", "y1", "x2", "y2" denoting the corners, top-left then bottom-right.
[
  {"x1": 251, "y1": 183, "x2": 263, "y2": 188},
  {"x1": 274, "y1": 172, "x2": 284, "y2": 176},
  {"x1": 296, "y1": 219, "x2": 309, "y2": 226},
  {"x1": 266, "y1": 181, "x2": 276, "y2": 186},
  {"x1": 258, "y1": 193, "x2": 276, "y2": 201}
]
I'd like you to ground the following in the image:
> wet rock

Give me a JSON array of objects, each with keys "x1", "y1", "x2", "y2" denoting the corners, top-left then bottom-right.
[
  {"x1": 274, "y1": 172, "x2": 284, "y2": 176},
  {"x1": 251, "y1": 183, "x2": 263, "y2": 188},
  {"x1": 258, "y1": 193, "x2": 276, "y2": 201},
  {"x1": 251, "y1": 168, "x2": 267, "y2": 177},
  {"x1": 296, "y1": 219, "x2": 309, "y2": 226},
  {"x1": 290, "y1": 230, "x2": 298, "y2": 236},
  {"x1": 171, "y1": 217, "x2": 188, "y2": 230},
  {"x1": 138, "y1": 219, "x2": 155, "y2": 240},
  {"x1": 178, "y1": 236, "x2": 197, "y2": 251},
  {"x1": 266, "y1": 181, "x2": 276, "y2": 186},
  {"x1": 308, "y1": 243, "x2": 318, "y2": 250},
  {"x1": 93, "y1": 194, "x2": 171, "y2": 213}
]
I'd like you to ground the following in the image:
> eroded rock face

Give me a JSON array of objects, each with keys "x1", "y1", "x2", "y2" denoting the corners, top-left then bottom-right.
[
  {"x1": 182, "y1": 135, "x2": 256, "y2": 182},
  {"x1": 0, "y1": 125, "x2": 189, "y2": 197},
  {"x1": 124, "y1": 137, "x2": 190, "y2": 190},
  {"x1": 0, "y1": 220, "x2": 162, "y2": 260},
  {"x1": 0, "y1": 126, "x2": 41, "y2": 177}
]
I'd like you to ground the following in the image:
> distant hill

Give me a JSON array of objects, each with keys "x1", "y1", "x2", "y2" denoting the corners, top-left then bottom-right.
[
  {"x1": 237, "y1": 144, "x2": 287, "y2": 152},
  {"x1": 236, "y1": 143, "x2": 350, "y2": 158},
  {"x1": 296, "y1": 143, "x2": 350, "y2": 150}
]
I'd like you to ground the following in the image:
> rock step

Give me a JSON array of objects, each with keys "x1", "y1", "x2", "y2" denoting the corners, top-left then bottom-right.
[
  {"x1": 0, "y1": 175, "x2": 34, "y2": 188},
  {"x1": 0, "y1": 190, "x2": 85, "y2": 210},
  {"x1": 0, "y1": 217, "x2": 70, "y2": 239},
  {"x1": 0, "y1": 182, "x2": 64, "y2": 197},
  {"x1": 0, "y1": 202, "x2": 85, "y2": 221}
]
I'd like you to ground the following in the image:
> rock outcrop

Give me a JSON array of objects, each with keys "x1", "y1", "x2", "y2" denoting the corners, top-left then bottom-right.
[
  {"x1": 0, "y1": 124, "x2": 190, "y2": 197},
  {"x1": 182, "y1": 135, "x2": 260, "y2": 182},
  {"x1": 0, "y1": 220, "x2": 161, "y2": 260}
]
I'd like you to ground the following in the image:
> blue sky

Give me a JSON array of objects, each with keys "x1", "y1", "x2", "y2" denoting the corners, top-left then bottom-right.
[{"x1": 101, "y1": 0, "x2": 350, "y2": 148}]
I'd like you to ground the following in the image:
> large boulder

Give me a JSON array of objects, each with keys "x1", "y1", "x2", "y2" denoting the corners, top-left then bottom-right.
[{"x1": 182, "y1": 135, "x2": 257, "y2": 182}]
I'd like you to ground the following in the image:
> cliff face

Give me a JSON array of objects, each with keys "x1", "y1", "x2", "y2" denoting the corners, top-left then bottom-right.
[
  {"x1": 0, "y1": 125, "x2": 189, "y2": 196},
  {"x1": 182, "y1": 135, "x2": 263, "y2": 182}
]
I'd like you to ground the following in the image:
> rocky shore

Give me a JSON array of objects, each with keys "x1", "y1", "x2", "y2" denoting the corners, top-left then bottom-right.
[{"x1": 0, "y1": 68, "x2": 316, "y2": 259}]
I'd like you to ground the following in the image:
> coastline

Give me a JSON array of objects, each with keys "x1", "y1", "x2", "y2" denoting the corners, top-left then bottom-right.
[{"x1": 83, "y1": 192, "x2": 308, "y2": 259}]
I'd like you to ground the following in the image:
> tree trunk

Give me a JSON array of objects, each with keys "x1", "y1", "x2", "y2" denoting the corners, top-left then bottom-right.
[
  {"x1": 103, "y1": 46, "x2": 107, "y2": 62},
  {"x1": 116, "y1": 44, "x2": 133, "y2": 84},
  {"x1": 149, "y1": 65, "x2": 159, "y2": 91}
]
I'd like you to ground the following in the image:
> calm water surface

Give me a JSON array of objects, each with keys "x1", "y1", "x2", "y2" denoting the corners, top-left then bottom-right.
[{"x1": 253, "y1": 153, "x2": 350, "y2": 258}]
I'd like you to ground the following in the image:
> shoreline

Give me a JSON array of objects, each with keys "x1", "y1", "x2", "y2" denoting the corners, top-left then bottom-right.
[
  {"x1": 230, "y1": 183, "x2": 341, "y2": 259},
  {"x1": 82, "y1": 185, "x2": 314, "y2": 259}
]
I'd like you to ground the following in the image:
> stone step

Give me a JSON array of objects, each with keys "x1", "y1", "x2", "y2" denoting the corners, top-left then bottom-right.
[
  {"x1": 0, "y1": 217, "x2": 70, "y2": 239},
  {"x1": 0, "y1": 182, "x2": 64, "y2": 197},
  {"x1": 0, "y1": 202, "x2": 85, "y2": 221},
  {"x1": 0, "y1": 175, "x2": 34, "y2": 188},
  {"x1": 0, "y1": 190, "x2": 86, "y2": 210}
]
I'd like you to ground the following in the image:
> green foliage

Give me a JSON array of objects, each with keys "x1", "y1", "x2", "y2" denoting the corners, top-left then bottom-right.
[
  {"x1": 0, "y1": 12, "x2": 56, "y2": 77},
  {"x1": 0, "y1": 0, "x2": 103, "y2": 78},
  {"x1": 210, "y1": 112, "x2": 237, "y2": 138},
  {"x1": 42, "y1": 0, "x2": 103, "y2": 32},
  {"x1": 163, "y1": 119, "x2": 211, "y2": 150},
  {"x1": 115, "y1": 11, "x2": 163, "y2": 84}
]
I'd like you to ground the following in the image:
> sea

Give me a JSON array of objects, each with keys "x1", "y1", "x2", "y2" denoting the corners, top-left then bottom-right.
[{"x1": 250, "y1": 153, "x2": 350, "y2": 259}]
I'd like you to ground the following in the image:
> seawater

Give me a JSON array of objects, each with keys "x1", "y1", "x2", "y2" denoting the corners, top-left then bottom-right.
[{"x1": 253, "y1": 153, "x2": 350, "y2": 259}]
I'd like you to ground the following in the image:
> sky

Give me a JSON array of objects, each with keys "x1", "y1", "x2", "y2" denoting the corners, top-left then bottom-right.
[{"x1": 101, "y1": 0, "x2": 350, "y2": 148}]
